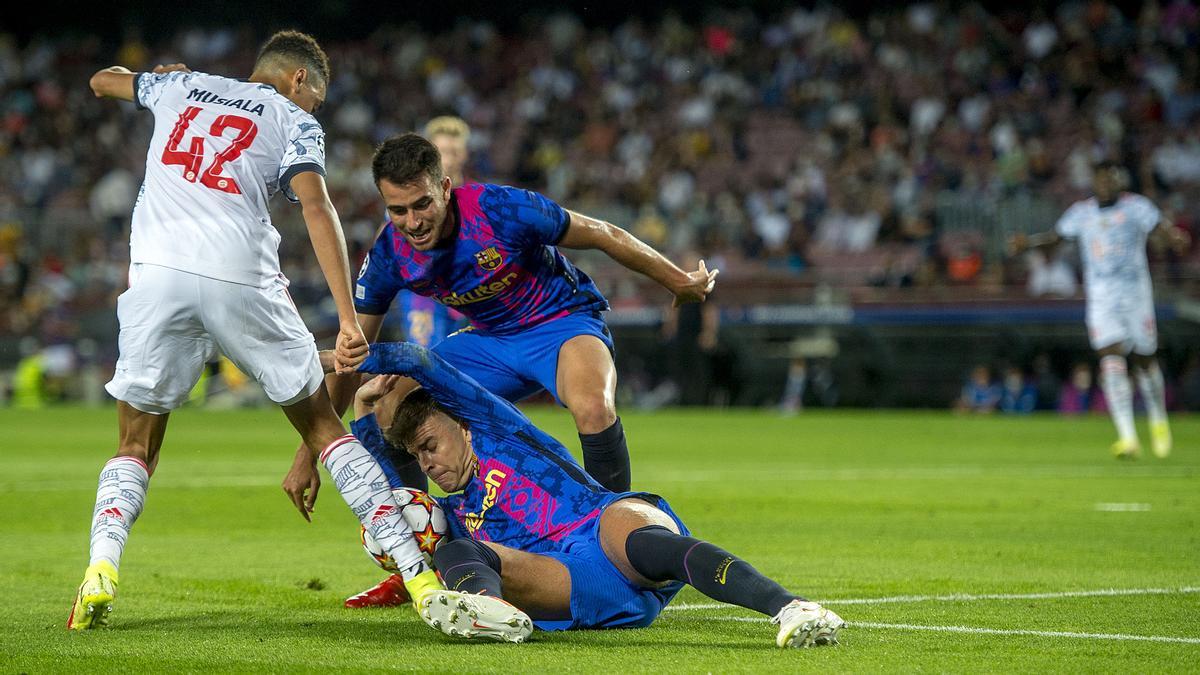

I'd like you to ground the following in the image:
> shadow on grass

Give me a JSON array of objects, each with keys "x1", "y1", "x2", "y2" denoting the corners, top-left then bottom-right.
[{"x1": 97, "y1": 611, "x2": 773, "y2": 651}]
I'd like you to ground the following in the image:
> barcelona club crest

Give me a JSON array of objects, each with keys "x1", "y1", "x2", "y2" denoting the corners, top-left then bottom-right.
[{"x1": 474, "y1": 246, "x2": 504, "y2": 271}]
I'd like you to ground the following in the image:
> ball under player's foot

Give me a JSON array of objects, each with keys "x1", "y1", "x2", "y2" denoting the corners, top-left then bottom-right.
[
  {"x1": 1111, "y1": 438, "x2": 1141, "y2": 460},
  {"x1": 344, "y1": 574, "x2": 411, "y2": 608},
  {"x1": 67, "y1": 560, "x2": 119, "y2": 630},
  {"x1": 1150, "y1": 421, "x2": 1172, "y2": 459},
  {"x1": 771, "y1": 600, "x2": 845, "y2": 648},
  {"x1": 418, "y1": 590, "x2": 533, "y2": 643}
]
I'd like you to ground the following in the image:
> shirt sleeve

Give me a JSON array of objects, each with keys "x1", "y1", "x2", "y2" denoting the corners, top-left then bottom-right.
[
  {"x1": 349, "y1": 413, "x2": 405, "y2": 489},
  {"x1": 1124, "y1": 194, "x2": 1162, "y2": 233},
  {"x1": 278, "y1": 114, "x2": 326, "y2": 203},
  {"x1": 354, "y1": 227, "x2": 405, "y2": 315},
  {"x1": 1054, "y1": 203, "x2": 1084, "y2": 239},
  {"x1": 134, "y1": 71, "x2": 196, "y2": 111},
  {"x1": 484, "y1": 185, "x2": 571, "y2": 248},
  {"x1": 357, "y1": 342, "x2": 528, "y2": 437}
]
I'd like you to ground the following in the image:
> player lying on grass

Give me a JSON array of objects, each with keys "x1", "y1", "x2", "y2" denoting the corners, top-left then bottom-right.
[
  {"x1": 331, "y1": 343, "x2": 845, "y2": 647},
  {"x1": 296, "y1": 132, "x2": 716, "y2": 608}
]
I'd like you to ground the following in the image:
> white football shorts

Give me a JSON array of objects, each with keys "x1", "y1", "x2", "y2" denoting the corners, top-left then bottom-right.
[
  {"x1": 105, "y1": 263, "x2": 323, "y2": 413},
  {"x1": 1085, "y1": 284, "x2": 1157, "y2": 354}
]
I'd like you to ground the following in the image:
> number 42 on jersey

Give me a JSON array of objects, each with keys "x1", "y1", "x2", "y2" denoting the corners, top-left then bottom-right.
[{"x1": 161, "y1": 105, "x2": 257, "y2": 194}]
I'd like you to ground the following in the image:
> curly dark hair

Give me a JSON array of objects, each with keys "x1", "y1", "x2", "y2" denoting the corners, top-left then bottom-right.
[
  {"x1": 372, "y1": 133, "x2": 444, "y2": 188},
  {"x1": 256, "y1": 30, "x2": 330, "y2": 86}
]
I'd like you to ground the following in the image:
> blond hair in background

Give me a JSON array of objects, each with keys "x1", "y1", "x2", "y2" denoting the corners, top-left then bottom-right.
[{"x1": 424, "y1": 116, "x2": 471, "y2": 185}]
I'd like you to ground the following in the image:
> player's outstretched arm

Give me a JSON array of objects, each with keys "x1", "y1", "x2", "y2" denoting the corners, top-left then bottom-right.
[
  {"x1": 1008, "y1": 230, "x2": 1064, "y2": 256},
  {"x1": 558, "y1": 211, "x2": 718, "y2": 306},
  {"x1": 357, "y1": 342, "x2": 527, "y2": 436},
  {"x1": 1150, "y1": 220, "x2": 1191, "y2": 254},
  {"x1": 89, "y1": 67, "x2": 137, "y2": 101},
  {"x1": 290, "y1": 172, "x2": 368, "y2": 372},
  {"x1": 90, "y1": 63, "x2": 192, "y2": 102}
]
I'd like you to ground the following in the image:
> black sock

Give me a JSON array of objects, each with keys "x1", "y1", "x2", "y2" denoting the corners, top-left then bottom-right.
[
  {"x1": 433, "y1": 538, "x2": 502, "y2": 597},
  {"x1": 579, "y1": 417, "x2": 631, "y2": 492},
  {"x1": 625, "y1": 525, "x2": 801, "y2": 617}
]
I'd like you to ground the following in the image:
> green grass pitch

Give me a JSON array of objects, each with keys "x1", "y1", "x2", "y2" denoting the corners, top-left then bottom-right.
[{"x1": 1, "y1": 407, "x2": 1197, "y2": 672}]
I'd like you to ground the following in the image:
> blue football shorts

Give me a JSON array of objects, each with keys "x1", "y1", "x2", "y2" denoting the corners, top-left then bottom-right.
[
  {"x1": 534, "y1": 493, "x2": 689, "y2": 631},
  {"x1": 431, "y1": 311, "x2": 614, "y2": 404}
]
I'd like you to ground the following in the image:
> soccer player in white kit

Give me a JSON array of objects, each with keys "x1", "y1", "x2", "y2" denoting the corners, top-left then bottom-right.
[
  {"x1": 69, "y1": 32, "x2": 443, "y2": 630},
  {"x1": 1012, "y1": 161, "x2": 1188, "y2": 459}
]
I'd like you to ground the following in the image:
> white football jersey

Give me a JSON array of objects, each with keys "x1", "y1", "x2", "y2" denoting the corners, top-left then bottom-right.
[
  {"x1": 1054, "y1": 193, "x2": 1160, "y2": 300},
  {"x1": 130, "y1": 71, "x2": 326, "y2": 286}
]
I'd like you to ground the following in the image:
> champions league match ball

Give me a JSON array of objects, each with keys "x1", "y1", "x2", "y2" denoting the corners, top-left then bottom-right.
[{"x1": 360, "y1": 487, "x2": 448, "y2": 571}]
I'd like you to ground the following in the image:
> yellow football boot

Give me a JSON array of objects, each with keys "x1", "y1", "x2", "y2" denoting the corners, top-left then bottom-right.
[
  {"x1": 1111, "y1": 438, "x2": 1141, "y2": 461},
  {"x1": 1150, "y1": 421, "x2": 1172, "y2": 459},
  {"x1": 67, "y1": 561, "x2": 118, "y2": 630}
]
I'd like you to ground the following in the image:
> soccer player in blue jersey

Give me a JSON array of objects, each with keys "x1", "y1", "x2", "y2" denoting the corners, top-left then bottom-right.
[
  {"x1": 285, "y1": 132, "x2": 716, "y2": 511},
  {"x1": 341, "y1": 342, "x2": 845, "y2": 647},
  {"x1": 390, "y1": 117, "x2": 471, "y2": 350},
  {"x1": 354, "y1": 132, "x2": 717, "y2": 491},
  {"x1": 340, "y1": 120, "x2": 470, "y2": 609}
]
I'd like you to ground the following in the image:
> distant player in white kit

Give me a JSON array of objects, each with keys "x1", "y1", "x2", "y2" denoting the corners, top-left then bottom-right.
[
  {"x1": 1012, "y1": 161, "x2": 1188, "y2": 459},
  {"x1": 70, "y1": 32, "x2": 443, "y2": 630}
]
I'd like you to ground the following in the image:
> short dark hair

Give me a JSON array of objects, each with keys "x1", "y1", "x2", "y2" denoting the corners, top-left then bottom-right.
[
  {"x1": 384, "y1": 387, "x2": 458, "y2": 450},
  {"x1": 256, "y1": 31, "x2": 330, "y2": 87},
  {"x1": 372, "y1": 133, "x2": 444, "y2": 188},
  {"x1": 1093, "y1": 159, "x2": 1120, "y2": 173}
]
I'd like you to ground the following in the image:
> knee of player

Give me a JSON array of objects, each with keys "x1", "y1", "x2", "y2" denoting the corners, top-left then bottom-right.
[
  {"x1": 434, "y1": 537, "x2": 496, "y2": 569},
  {"x1": 569, "y1": 396, "x2": 616, "y2": 433}
]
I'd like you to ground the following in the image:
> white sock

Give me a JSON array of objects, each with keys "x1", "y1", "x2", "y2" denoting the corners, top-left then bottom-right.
[
  {"x1": 89, "y1": 456, "x2": 149, "y2": 571},
  {"x1": 1100, "y1": 355, "x2": 1137, "y2": 443},
  {"x1": 320, "y1": 435, "x2": 426, "y2": 579},
  {"x1": 1134, "y1": 361, "x2": 1168, "y2": 426}
]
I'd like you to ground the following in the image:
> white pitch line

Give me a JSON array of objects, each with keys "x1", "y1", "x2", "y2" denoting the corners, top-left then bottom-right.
[
  {"x1": 1094, "y1": 502, "x2": 1152, "y2": 512},
  {"x1": 704, "y1": 617, "x2": 1200, "y2": 645},
  {"x1": 665, "y1": 586, "x2": 1200, "y2": 612},
  {"x1": 852, "y1": 621, "x2": 1200, "y2": 644}
]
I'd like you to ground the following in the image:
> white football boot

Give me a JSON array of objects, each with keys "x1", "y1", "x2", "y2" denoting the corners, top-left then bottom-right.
[
  {"x1": 771, "y1": 599, "x2": 845, "y2": 648},
  {"x1": 419, "y1": 590, "x2": 533, "y2": 643}
]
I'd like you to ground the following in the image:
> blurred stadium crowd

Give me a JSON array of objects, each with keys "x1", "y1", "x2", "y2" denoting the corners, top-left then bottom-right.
[{"x1": 2, "y1": 2, "x2": 1199, "y2": 406}]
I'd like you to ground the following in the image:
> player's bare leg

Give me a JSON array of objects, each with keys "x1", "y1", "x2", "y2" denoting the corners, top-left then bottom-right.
[
  {"x1": 1097, "y1": 345, "x2": 1140, "y2": 459},
  {"x1": 557, "y1": 335, "x2": 629, "y2": 491},
  {"x1": 281, "y1": 384, "x2": 435, "y2": 603},
  {"x1": 1130, "y1": 352, "x2": 1171, "y2": 458},
  {"x1": 281, "y1": 384, "x2": 359, "y2": 456},
  {"x1": 600, "y1": 498, "x2": 845, "y2": 648},
  {"x1": 69, "y1": 402, "x2": 167, "y2": 630},
  {"x1": 419, "y1": 539, "x2": 544, "y2": 642}
]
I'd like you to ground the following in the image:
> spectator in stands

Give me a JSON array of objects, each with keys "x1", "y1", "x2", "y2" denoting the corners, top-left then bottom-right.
[
  {"x1": 1030, "y1": 352, "x2": 1063, "y2": 411},
  {"x1": 2, "y1": 4, "x2": 1198, "y2": 408},
  {"x1": 998, "y1": 366, "x2": 1037, "y2": 414},
  {"x1": 1025, "y1": 249, "x2": 1078, "y2": 298},
  {"x1": 1058, "y1": 362, "x2": 1107, "y2": 415},
  {"x1": 955, "y1": 365, "x2": 1002, "y2": 414}
]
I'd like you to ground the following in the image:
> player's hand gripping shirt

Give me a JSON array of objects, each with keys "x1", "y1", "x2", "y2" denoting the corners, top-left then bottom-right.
[
  {"x1": 355, "y1": 183, "x2": 608, "y2": 335},
  {"x1": 355, "y1": 343, "x2": 629, "y2": 553},
  {"x1": 131, "y1": 70, "x2": 325, "y2": 286},
  {"x1": 1054, "y1": 193, "x2": 1160, "y2": 298}
]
